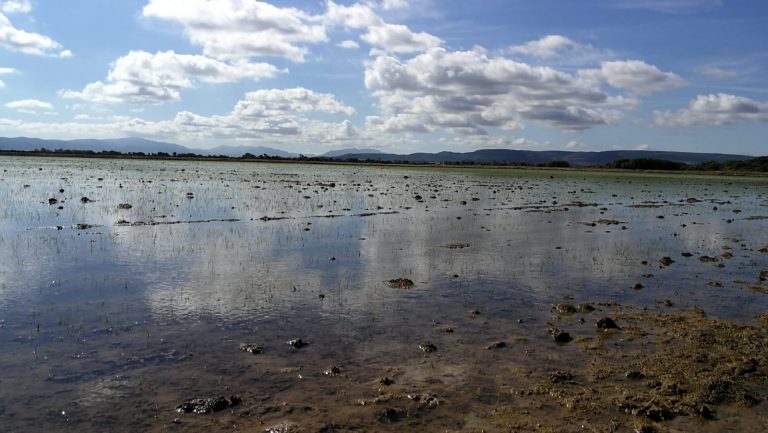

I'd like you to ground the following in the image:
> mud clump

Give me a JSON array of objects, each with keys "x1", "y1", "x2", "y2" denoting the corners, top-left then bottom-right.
[
  {"x1": 287, "y1": 338, "x2": 308, "y2": 349},
  {"x1": 239, "y1": 343, "x2": 264, "y2": 354},
  {"x1": 176, "y1": 395, "x2": 241, "y2": 414},
  {"x1": 485, "y1": 340, "x2": 506, "y2": 350},
  {"x1": 418, "y1": 341, "x2": 437, "y2": 353},
  {"x1": 445, "y1": 242, "x2": 470, "y2": 249},
  {"x1": 551, "y1": 330, "x2": 572, "y2": 343},
  {"x1": 388, "y1": 278, "x2": 414, "y2": 288},
  {"x1": 596, "y1": 317, "x2": 619, "y2": 329},
  {"x1": 553, "y1": 303, "x2": 577, "y2": 314},
  {"x1": 659, "y1": 256, "x2": 675, "y2": 266}
]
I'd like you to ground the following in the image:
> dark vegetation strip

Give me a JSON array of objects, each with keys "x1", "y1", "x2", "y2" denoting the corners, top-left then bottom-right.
[{"x1": 1, "y1": 149, "x2": 766, "y2": 174}]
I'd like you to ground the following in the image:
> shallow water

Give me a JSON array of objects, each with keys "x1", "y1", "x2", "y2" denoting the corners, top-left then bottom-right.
[{"x1": 0, "y1": 156, "x2": 766, "y2": 432}]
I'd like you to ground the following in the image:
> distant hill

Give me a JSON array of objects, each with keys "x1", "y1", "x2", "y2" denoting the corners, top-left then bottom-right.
[
  {"x1": 331, "y1": 149, "x2": 755, "y2": 166},
  {"x1": 0, "y1": 137, "x2": 294, "y2": 157},
  {"x1": 0, "y1": 136, "x2": 757, "y2": 166},
  {"x1": 322, "y1": 148, "x2": 383, "y2": 157},
  {"x1": 206, "y1": 144, "x2": 296, "y2": 158}
]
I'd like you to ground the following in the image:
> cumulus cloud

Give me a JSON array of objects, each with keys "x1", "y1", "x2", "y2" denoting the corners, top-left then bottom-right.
[
  {"x1": 5, "y1": 98, "x2": 54, "y2": 114},
  {"x1": 0, "y1": 12, "x2": 71, "y2": 56},
  {"x1": 583, "y1": 60, "x2": 684, "y2": 95},
  {"x1": 654, "y1": 93, "x2": 768, "y2": 127},
  {"x1": 143, "y1": 0, "x2": 327, "y2": 62},
  {"x1": 60, "y1": 50, "x2": 282, "y2": 104},
  {"x1": 379, "y1": 0, "x2": 409, "y2": 10},
  {"x1": 508, "y1": 35, "x2": 614, "y2": 66},
  {"x1": 364, "y1": 47, "x2": 633, "y2": 134},
  {"x1": 337, "y1": 39, "x2": 359, "y2": 49},
  {"x1": 326, "y1": 1, "x2": 441, "y2": 54},
  {"x1": 2, "y1": 87, "x2": 358, "y2": 146},
  {"x1": 1, "y1": 0, "x2": 31, "y2": 14}
]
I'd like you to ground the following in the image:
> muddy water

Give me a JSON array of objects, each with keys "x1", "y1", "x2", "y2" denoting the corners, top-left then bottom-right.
[{"x1": 0, "y1": 157, "x2": 766, "y2": 432}]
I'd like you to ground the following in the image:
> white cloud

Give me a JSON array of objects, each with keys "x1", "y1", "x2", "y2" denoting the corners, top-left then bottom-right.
[
  {"x1": 1, "y1": 0, "x2": 30, "y2": 14},
  {"x1": 233, "y1": 87, "x2": 356, "y2": 118},
  {"x1": 3, "y1": 87, "x2": 357, "y2": 148},
  {"x1": 508, "y1": 35, "x2": 612, "y2": 65},
  {"x1": 697, "y1": 66, "x2": 738, "y2": 78},
  {"x1": 60, "y1": 50, "x2": 282, "y2": 104},
  {"x1": 5, "y1": 98, "x2": 53, "y2": 113},
  {"x1": 143, "y1": 0, "x2": 326, "y2": 62},
  {"x1": 337, "y1": 39, "x2": 360, "y2": 49},
  {"x1": 584, "y1": 60, "x2": 685, "y2": 95},
  {"x1": 654, "y1": 93, "x2": 768, "y2": 127},
  {"x1": 326, "y1": 1, "x2": 441, "y2": 54},
  {"x1": 380, "y1": 0, "x2": 409, "y2": 10},
  {"x1": 364, "y1": 47, "x2": 633, "y2": 134},
  {"x1": 0, "y1": 12, "x2": 70, "y2": 57},
  {"x1": 0, "y1": 65, "x2": 11, "y2": 89},
  {"x1": 362, "y1": 22, "x2": 442, "y2": 54}
]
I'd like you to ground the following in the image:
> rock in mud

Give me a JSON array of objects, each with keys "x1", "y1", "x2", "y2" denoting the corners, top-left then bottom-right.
[
  {"x1": 578, "y1": 303, "x2": 595, "y2": 313},
  {"x1": 596, "y1": 317, "x2": 619, "y2": 329},
  {"x1": 379, "y1": 376, "x2": 394, "y2": 386},
  {"x1": 48, "y1": 198, "x2": 58, "y2": 205},
  {"x1": 759, "y1": 270, "x2": 768, "y2": 282},
  {"x1": 239, "y1": 343, "x2": 264, "y2": 354},
  {"x1": 176, "y1": 395, "x2": 241, "y2": 414},
  {"x1": 117, "y1": 203, "x2": 132, "y2": 210},
  {"x1": 80, "y1": 197, "x2": 92, "y2": 203},
  {"x1": 387, "y1": 278, "x2": 414, "y2": 288},
  {"x1": 418, "y1": 341, "x2": 437, "y2": 353},
  {"x1": 633, "y1": 283, "x2": 644, "y2": 290},
  {"x1": 287, "y1": 338, "x2": 308, "y2": 349},
  {"x1": 699, "y1": 255, "x2": 719, "y2": 263}
]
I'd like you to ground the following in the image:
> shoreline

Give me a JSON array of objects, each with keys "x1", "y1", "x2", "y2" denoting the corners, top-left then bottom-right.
[{"x1": 2, "y1": 150, "x2": 767, "y2": 178}]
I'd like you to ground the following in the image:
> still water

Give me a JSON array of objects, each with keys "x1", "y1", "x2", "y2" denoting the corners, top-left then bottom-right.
[{"x1": 0, "y1": 157, "x2": 766, "y2": 432}]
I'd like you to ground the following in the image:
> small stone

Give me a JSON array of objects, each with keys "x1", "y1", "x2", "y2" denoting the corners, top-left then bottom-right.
[
  {"x1": 660, "y1": 256, "x2": 675, "y2": 266},
  {"x1": 633, "y1": 283, "x2": 644, "y2": 290},
  {"x1": 117, "y1": 203, "x2": 132, "y2": 209}
]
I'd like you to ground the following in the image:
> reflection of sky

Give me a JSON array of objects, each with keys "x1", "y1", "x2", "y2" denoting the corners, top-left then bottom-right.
[{"x1": 1, "y1": 157, "x2": 768, "y2": 334}]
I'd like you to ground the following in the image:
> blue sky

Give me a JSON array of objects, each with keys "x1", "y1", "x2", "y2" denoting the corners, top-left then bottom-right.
[{"x1": 1, "y1": 0, "x2": 766, "y2": 155}]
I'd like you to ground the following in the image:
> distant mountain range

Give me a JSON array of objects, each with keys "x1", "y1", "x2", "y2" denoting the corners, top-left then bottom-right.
[{"x1": 0, "y1": 136, "x2": 756, "y2": 166}]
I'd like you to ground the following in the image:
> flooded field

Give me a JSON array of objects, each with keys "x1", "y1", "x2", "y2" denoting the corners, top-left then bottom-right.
[{"x1": 0, "y1": 156, "x2": 767, "y2": 432}]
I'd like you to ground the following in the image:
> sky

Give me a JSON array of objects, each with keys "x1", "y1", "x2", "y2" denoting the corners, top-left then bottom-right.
[{"x1": 0, "y1": 0, "x2": 766, "y2": 155}]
